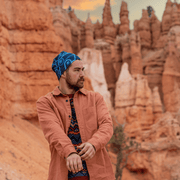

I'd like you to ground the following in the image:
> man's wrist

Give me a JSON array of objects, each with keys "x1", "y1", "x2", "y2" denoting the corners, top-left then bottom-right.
[{"x1": 67, "y1": 152, "x2": 77, "y2": 158}]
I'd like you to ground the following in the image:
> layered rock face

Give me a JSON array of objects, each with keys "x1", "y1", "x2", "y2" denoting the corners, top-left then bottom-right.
[
  {"x1": 135, "y1": 9, "x2": 151, "y2": 49},
  {"x1": 115, "y1": 63, "x2": 162, "y2": 137},
  {"x1": 68, "y1": 10, "x2": 82, "y2": 54},
  {"x1": 155, "y1": 0, "x2": 180, "y2": 49},
  {"x1": 85, "y1": 16, "x2": 94, "y2": 48},
  {"x1": 151, "y1": 11, "x2": 161, "y2": 48},
  {"x1": 51, "y1": 6, "x2": 77, "y2": 53},
  {"x1": 102, "y1": 0, "x2": 116, "y2": 45},
  {"x1": 124, "y1": 112, "x2": 180, "y2": 180},
  {"x1": 78, "y1": 48, "x2": 112, "y2": 110},
  {"x1": 94, "y1": 39, "x2": 116, "y2": 105},
  {"x1": 94, "y1": 20, "x2": 103, "y2": 39},
  {"x1": 49, "y1": 0, "x2": 63, "y2": 7},
  {"x1": 143, "y1": 49, "x2": 165, "y2": 102},
  {"x1": 162, "y1": 0, "x2": 173, "y2": 35},
  {"x1": 119, "y1": 1, "x2": 129, "y2": 35},
  {"x1": 162, "y1": 29, "x2": 180, "y2": 113},
  {"x1": 114, "y1": 63, "x2": 180, "y2": 180},
  {"x1": 130, "y1": 31, "x2": 143, "y2": 75},
  {"x1": 114, "y1": 30, "x2": 143, "y2": 79},
  {"x1": 114, "y1": 36, "x2": 123, "y2": 80},
  {"x1": 0, "y1": 0, "x2": 63, "y2": 121}
]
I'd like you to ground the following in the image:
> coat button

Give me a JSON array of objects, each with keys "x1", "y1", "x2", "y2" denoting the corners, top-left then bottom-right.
[
  {"x1": 66, "y1": 100, "x2": 68, "y2": 102},
  {"x1": 69, "y1": 115, "x2": 71, "y2": 118}
]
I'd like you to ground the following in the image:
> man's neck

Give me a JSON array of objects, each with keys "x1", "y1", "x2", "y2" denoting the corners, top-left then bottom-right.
[{"x1": 58, "y1": 86, "x2": 78, "y2": 95}]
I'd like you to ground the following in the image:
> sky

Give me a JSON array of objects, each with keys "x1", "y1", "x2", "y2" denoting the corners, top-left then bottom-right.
[{"x1": 63, "y1": 0, "x2": 171, "y2": 29}]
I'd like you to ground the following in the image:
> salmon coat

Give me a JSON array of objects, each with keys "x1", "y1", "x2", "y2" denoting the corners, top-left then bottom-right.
[{"x1": 36, "y1": 86, "x2": 115, "y2": 180}]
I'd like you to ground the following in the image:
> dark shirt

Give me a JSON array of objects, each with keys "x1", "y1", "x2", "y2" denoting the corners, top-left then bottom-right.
[{"x1": 67, "y1": 94, "x2": 89, "y2": 180}]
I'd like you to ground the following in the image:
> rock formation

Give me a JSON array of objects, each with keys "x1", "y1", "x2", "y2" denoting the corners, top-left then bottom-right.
[
  {"x1": 130, "y1": 31, "x2": 143, "y2": 75},
  {"x1": 162, "y1": 0, "x2": 173, "y2": 35},
  {"x1": 85, "y1": 15, "x2": 94, "y2": 48},
  {"x1": 125, "y1": 112, "x2": 180, "y2": 180},
  {"x1": 171, "y1": 3, "x2": 180, "y2": 27},
  {"x1": 67, "y1": 10, "x2": 82, "y2": 54},
  {"x1": 114, "y1": 111, "x2": 180, "y2": 180},
  {"x1": 155, "y1": 0, "x2": 175, "y2": 49},
  {"x1": 121, "y1": 33, "x2": 131, "y2": 71},
  {"x1": 114, "y1": 36, "x2": 123, "y2": 80},
  {"x1": 49, "y1": 0, "x2": 63, "y2": 7},
  {"x1": 115, "y1": 63, "x2": 163, "y2": 139},
  {"x1": 102, "y1": 0, "x2": 116, "y2": 45},
  {"x1": 151, "y1": 11, "x2": 161, "y2": 48},
  {"x1": 70, "y1": 21, "x2": 81, "y2": 54},
  {"x1": 78, "y1": 48, "x2": 112, "y2": 110},
  {"x1": 114, "y1": 30, "x2": 143, "y2": 81},
  {"x1": 51, "y1": 6, "x2": 73, "y2": 52},
  {"x1": 152, "y1": 87, "x2": 163, "y2": 121},
  {"x1": 136, "y1": 9, "x2": 151, "y2": 49},
  {"x1": 0, "y1": 0, "x2": 63, "y2": 121},
  {"x1": 94, "y1": 39, "x2": 116, "y2": 105},
  {"x1": 119, "y1": 1, "x2": 129, "y2": 35},
  {"x1": 162, "y1": 29, "x2": 180, "y2": 113},
  {"x1": 94, "y1": 20, "x2": 103, "y2": 39},
  {"x1": 143, "y1": 49, "x2": 165, "y2": 102},
  {"x1": 114, "y1": 63, "x2": 179, "y2": 180}
]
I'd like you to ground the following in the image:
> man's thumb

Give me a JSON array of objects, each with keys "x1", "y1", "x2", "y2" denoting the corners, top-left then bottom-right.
[{"x1": 77, "y1": 143, "x2": 85, "y2": 149}]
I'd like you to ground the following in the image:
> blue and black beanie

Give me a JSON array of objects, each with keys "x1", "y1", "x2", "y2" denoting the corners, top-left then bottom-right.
[{"x1": 52, "y1": 51, "x2": 81, "y2": 80}]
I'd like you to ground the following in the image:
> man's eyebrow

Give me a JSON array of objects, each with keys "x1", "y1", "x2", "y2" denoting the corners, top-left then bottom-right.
[{"x1": 74, "y1": 67, "x2": 85, "y2": 69}]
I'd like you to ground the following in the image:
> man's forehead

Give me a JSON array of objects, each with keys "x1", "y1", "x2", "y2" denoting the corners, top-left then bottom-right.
[{"x1": 71, "y1": 60, "x2": 84, "y2": 67}]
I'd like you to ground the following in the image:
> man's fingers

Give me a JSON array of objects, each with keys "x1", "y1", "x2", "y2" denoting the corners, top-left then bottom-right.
[
  {"x1": 78, "y1": 145, "x2": 88, "y2": 156},
  {"x1": 66, "y1": 160, "x2": 70, "y2": 171},
  {"x1": 66, "y1": 154, "x2": 84, "y2": 173},
  {"x1": 77, "y1": 143, "x2": 85, "y2": 149},
  {"x1": 77, "y1": 159, "x2": 83, "y2": 171},
  {"x1": 81, "y1": 148, "x2": 92, "y2": 159},
  {"x1": 69, "y1": 160, "x2": 75, "y2": 173},
  {"x1": 81, "y1": 147, "x2": 96, "y2": 160},
  {"x1": 73, "y1": 160, "x2": 79, "y2": 173},
  {"x1": 88, "y1": 151, "x2": 95, "y2": 159}
]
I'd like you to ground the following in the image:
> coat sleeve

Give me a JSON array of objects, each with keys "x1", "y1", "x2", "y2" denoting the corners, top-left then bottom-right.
[
  {"x1": 87, "y1": 92, "x2": 113, "y2": 151},
  {"x1": 36, "y1": 96, "x2": 76, "y2": 158}
]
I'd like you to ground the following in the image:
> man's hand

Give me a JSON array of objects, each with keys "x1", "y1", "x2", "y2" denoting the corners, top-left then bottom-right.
[
  {"x1": 77, "y1": 142, "x2": 96, "y2": 160},
  {"x1": 66, "y1": 153, "x2": 83, "y2": 173}
]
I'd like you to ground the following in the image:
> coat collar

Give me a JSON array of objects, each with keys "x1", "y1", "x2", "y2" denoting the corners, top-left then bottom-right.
[{"x1": 52, "y1": 86, "x2": 88, "y2": 96}]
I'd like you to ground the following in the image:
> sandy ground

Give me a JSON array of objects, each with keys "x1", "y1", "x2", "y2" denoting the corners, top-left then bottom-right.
[{"x1": 0, "y1": 117, "x2": 50, "y2": 180}]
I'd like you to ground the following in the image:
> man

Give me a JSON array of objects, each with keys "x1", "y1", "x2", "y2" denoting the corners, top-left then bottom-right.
[{"x1": 36, "y1": 51, "x2": 115, "y2": 180}]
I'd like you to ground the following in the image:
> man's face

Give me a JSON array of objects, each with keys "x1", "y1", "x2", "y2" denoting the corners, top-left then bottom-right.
[{"x1": 65, "y1": 60, "x2": 85, "y2": 89}]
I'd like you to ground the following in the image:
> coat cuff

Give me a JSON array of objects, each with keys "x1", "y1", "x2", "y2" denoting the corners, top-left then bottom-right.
[{"x1": 62, "y1": 145, "x2": 76, "y2": 159}]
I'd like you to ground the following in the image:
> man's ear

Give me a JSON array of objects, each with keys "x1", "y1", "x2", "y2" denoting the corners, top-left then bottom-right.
[{"x1": 61, "y1": 71, "x2": 66, "y2": 79}]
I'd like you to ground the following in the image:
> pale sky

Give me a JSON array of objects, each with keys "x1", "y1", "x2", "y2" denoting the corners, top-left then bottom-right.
[{"x1": 63, "y1": 0, "x2": 171, "y2": 29}]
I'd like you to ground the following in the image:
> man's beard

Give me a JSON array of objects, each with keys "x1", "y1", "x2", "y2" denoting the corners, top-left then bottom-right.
[{"x1": 66, "y1": 74, "x2": 84, "y2": 90}]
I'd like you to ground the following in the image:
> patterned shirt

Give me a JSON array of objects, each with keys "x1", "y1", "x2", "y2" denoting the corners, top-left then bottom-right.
[{"x1": 67, "y1": 94, "x2": 89, "y2": 180}]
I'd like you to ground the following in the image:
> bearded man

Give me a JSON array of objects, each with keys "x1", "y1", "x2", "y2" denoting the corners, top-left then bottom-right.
[{"x1": 36, "y1": 51, "x2": 115, "y2": 180}]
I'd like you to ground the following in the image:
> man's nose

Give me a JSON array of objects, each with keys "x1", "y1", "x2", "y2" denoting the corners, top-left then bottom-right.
[{"x1": 80, "y1": 70, "x2": 84, "y2": 77}]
